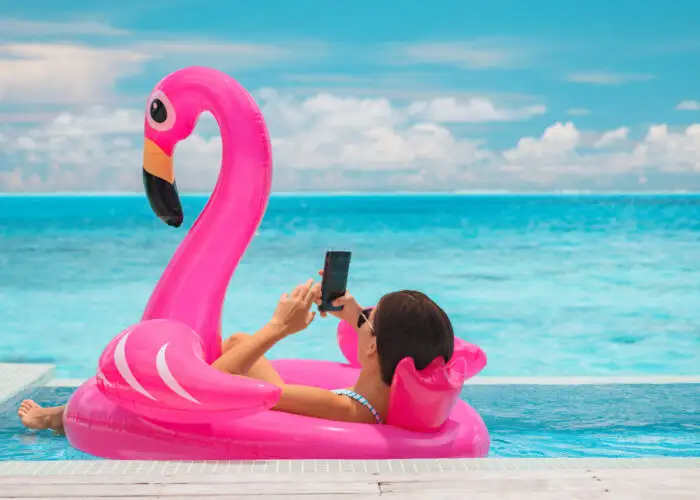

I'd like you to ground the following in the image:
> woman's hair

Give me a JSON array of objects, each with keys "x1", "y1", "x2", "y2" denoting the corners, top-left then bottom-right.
[{"x1": 373, "y1": 290, "x2": 455, "y2": 386}]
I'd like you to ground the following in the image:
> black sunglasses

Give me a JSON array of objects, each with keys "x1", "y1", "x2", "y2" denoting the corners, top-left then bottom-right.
[{"x1": 357, "y1": 307, "x2": 374, "y2": 330}]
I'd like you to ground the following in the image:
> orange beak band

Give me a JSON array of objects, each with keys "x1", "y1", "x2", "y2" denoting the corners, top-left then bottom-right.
[
  {"x1": 142, "y1": 138, "x2": 183, "y2": 228},
  {"x1": 143, "y1": 138, "x2": 175, "y2": 184}
]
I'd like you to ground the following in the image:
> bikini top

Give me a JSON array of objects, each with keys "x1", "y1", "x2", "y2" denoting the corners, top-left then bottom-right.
[{"x1": 331, "y1": 388, "x2": 383, "y2": 424}]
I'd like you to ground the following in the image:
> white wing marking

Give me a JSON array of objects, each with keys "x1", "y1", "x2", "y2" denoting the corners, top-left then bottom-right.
[
  {"x1": 156, "y1": 343, "x2": 201, "y2": 404},
  {"x1": 114, "y1": 327, "x2": 156, "y2": 400},
  {"x1": 96, "y1": 363, "x2": 110, "y2": 386}
]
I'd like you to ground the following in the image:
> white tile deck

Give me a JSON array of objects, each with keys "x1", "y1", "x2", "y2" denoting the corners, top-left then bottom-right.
[
  {"x1": 0, "y1": 457, "x2": 698, "y2": 476},
  {"x1": 0, "y1": 363, "x2": 54, "y2": 405},
  {"x1": 0, "y1": 459, "x2": 698, "y2": 498}
]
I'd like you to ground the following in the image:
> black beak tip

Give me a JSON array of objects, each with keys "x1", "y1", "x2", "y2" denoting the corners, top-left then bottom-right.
[
  {"x1": 143, "y1": 167, "x2": 184, "y2": 228},
  {"x1": 163, "y1": 214, "x2": 184, "y2": 228}
]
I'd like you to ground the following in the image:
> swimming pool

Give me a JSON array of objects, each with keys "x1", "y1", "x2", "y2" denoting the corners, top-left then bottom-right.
[{"x1": 2, "y1": 382, "x2": 698, "y2": 461}]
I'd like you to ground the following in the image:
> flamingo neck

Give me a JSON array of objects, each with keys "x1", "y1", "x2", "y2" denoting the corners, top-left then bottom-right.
[{"x1": 142, "y1": 82, "x2": 272, "y2": 364}]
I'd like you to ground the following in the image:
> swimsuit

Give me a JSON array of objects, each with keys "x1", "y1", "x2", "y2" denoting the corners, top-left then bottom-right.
[{"x1": 331, "y1": 389, "x2": 383, "y2": 424}]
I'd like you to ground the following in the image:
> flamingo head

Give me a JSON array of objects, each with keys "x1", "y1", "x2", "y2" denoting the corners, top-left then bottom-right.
[{"x1": 142, "y1": 69, "x2": 204, "y2": 228}]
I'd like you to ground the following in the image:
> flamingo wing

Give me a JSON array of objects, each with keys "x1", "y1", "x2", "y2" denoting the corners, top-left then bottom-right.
[{"x1": 96, "y1": 319, "x2": 280, "y2": 423}]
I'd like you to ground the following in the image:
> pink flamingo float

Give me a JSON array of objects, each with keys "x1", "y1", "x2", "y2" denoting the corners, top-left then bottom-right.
[{"x1": 63, "y1": 67, "x2": 491, "y2": 459}]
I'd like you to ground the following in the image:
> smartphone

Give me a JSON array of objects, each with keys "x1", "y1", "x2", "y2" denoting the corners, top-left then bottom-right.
[{"x1": 319, "y1": 250, "x2": 351, "y2": 312}]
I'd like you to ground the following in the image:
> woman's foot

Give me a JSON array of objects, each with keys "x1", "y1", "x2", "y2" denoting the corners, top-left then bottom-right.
[{"x1": 17, "y1": 400, "x2": 65, "y2": 433}]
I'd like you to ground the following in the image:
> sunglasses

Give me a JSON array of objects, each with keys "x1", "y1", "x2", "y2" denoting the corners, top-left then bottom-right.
[{"x1": 357, "y1": 307, "x2": 375, "y2": 333}]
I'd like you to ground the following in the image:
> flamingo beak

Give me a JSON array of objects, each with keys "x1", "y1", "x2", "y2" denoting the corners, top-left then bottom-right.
[{"x1": 143, "y1": 138, "x2": 183, "y2": 228}]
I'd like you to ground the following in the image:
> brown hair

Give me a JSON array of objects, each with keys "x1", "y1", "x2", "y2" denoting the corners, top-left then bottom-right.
[{"x1": 373, "y1": 290, "x2": 455, "y2": 385}]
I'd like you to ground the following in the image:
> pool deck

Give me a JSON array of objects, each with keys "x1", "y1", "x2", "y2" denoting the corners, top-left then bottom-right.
[
  {"x1": 0, "y1": 458, "x2": 698, "y2": 498},
  {"x1": 1, "y1": 362, "x2": 699, "y2": 498},
  {"x1": 0, "y1": 363, "x2": 54, "y2": 406}
]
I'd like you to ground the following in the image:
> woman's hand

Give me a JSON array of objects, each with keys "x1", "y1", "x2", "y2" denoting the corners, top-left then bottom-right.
[
  {"x1": 312, "y1": 270, "x2": 363, "y2": 325},
  {"x1": 269, "y1": 279, "x2": 316, "y2": 336}
]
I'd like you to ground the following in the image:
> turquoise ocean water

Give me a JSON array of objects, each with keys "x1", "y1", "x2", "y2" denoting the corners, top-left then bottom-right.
[{"x1": 1, "y1": 194, "x2": 699, "y2": 379}]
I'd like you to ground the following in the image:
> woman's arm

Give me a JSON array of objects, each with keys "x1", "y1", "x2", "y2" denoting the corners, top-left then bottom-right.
[
  {"x1": 212, "y1": 280, "x2": 374, "y2": 424},
  {"x1": 212, "y1": 280, "x2": 317, "y2": 376},
  {"x1": 212, "y1": 326, "x2": 374, "y2": 423},
  {"x1": 213, "y1": 327, "x2": 374, "y2": 424},
  {"x1": 274, "y1": 385, "x2": 377, "y2": 424},
  {"x1": 211, "y1": 322, "x2": 286, "y2": 376}
]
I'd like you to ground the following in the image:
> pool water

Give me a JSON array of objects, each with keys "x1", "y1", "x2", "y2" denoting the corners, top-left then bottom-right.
[{"x1": 1, "y1": 384, "x2": 698, "y2": 460}]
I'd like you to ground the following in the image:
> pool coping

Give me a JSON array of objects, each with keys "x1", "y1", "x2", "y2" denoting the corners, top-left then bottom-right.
[
  {"x1": 0, "y1": 363, "x2": 54, "y2": 405},
  {"x1": 0, "y1": 460, "x2": 696, "y2": 499},
  {"x1": 0, "y1": 459, "x2": 698, "y2": 500},
  {"x1": 45, "y1": 374, "x2": 700, "y2": 388},
  {"x1": 0, "y1": 457, "x2": 698, "y2": 477}
]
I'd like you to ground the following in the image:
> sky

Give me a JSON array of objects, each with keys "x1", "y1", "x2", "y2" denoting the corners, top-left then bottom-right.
[{"x1": 0, "y1": 0, "x2": 699, "y2": 193}]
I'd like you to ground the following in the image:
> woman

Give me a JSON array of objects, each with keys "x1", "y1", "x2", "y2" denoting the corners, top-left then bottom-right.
[{"x1": 18, "y1": 273, "x2": 455, "y2": 431}]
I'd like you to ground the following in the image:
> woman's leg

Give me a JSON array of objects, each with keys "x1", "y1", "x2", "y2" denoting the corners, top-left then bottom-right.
[
  {"x1": 18, "y1": 335, "x2": 284, "y2": 433},
  {"x1": 18, "y1": 400, "x2": 65, "y2": 433},
  {"x1": 219, "y1": 333, "x2": 285, "y2": 386}
]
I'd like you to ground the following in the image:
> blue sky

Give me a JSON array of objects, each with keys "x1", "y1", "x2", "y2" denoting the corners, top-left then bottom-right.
[{"x1": 0, "y1": 0, "x2": 699, "y2": 192}]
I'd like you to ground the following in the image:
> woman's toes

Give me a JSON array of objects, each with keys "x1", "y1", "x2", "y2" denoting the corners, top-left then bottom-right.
[{"x1": 18, "y1": 400, "x2": 38, "y2": 415}]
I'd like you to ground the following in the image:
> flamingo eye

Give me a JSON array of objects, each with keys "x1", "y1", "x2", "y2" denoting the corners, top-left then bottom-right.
[
  {"x1": 146, "y1": 91, "x2": 176, "y2": 131},
  {"x1": 150, "y1": 99, "x2": 167, "y2": 123}
]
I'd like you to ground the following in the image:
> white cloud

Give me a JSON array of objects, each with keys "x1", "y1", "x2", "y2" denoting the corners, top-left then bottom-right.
[
  {"x1": 594, "y1": 127, "x2": 629, "y2": 148},
  {"x1": 0, "y1": 40, "x2": 320, "y2": 105},
  {"x1": 0, "y1": 15, "x2": 326, "y2": 106},
  {"x1": 676, "y1": 100, "x2": 700, "y2": 111},
  {"x1": 0, "y1": 112, "x2": 61, "y2": 123},
  {"x1": 135, "y1": 40, "x2": 321, "y2": 66},
  {"x1": 632, "y1": 123, "x2": 700, "y2": 173},
  {"x1": 503, "y1": 122, "x2": 580, "y2": 164},
  {"x1": 2, "y1": 91, "x2": 699, "y2": 193},
  {"x1": 386, "y1": 39, "x2": 533, "y2": 69},
  {"x1": 567, "y1": 108, "x2": 591, "y2": 116},
  {"x1": 0, "y1": 18, "x2": 128, "y2": 37},
  {"x1": 407, "y1": 97, "x2": 546, "y2": 122},
  {"x1": 245, "y1": 90, "x2": 493, "y2": 176},
  {"x1": 0, "y1": 91, "x2": 498, "y2": 192},
  {"x1": 0, "y1": 43, "x2": 148, "y2": 105},
  {"x1": 283, "y1": 73, "x2": 369, "y2": 84},
  {"x1": 499, "y1": 122, "x2": 700, "y2": 181},
  {"x1": 45, "y1": 107, "x2": 144, "y2": 136},
  {"x1": 566, "y1": 71, "x2": 654, "y2": 85}
]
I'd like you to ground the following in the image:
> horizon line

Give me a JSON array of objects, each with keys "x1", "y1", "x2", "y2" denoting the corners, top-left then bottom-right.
[{"x1": 1, "y1": 190, "x2": 700, "y2": 197}]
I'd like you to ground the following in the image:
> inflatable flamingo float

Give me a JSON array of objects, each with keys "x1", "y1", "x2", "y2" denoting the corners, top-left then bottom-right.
[{"x1": 63, "y1": 67, "x2": 491, "y2": 459}]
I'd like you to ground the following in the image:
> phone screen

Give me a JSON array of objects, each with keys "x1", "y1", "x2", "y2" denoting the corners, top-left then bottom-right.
[{"x1": 320, "y1": 250, "x2": 351, "y2": 311}]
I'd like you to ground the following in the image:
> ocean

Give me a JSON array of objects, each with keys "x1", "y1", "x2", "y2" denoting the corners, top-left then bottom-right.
[{"x1": 1, "y1": 193, "x2": 699, "y2": 379}]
